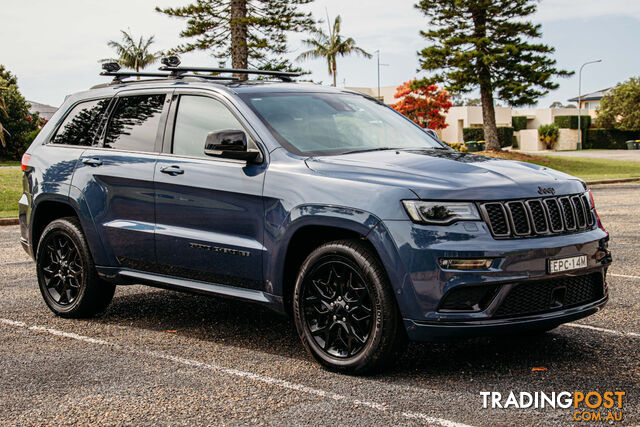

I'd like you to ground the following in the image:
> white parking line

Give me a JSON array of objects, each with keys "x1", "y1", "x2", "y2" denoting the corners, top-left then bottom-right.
[
  {"x1": 565, "y1": 323, "x2": 640, "y2": 338},
  {"x1": 609, "y1": 273, "x2": 640, "y2": 280},
  {"x1": 0, "y1": 318, "x2": 472, "y2": 427}
]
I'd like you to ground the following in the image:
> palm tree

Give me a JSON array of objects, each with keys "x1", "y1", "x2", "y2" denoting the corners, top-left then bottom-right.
[
  {"x1": 297, "y1": 15, "x2": 372, "y2": 87},
  {"x1": 102, "y1": 30, "x2": 160, "y2": 75},
  {"x1": 0, "y1": 87, "x2": 9, "y2": 148}
]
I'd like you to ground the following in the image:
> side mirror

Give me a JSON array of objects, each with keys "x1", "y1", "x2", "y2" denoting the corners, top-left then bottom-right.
[{"x1": 204, "y1": 129, "x2": 260, "y2": 162}]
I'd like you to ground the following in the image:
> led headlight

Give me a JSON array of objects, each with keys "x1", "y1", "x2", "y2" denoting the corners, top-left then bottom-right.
[{"x1": 402, "y1": 200, "x2": 480, "y2": 225}]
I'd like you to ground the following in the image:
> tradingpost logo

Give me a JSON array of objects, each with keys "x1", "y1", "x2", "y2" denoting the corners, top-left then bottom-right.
[{"x1": 480, "y1": 391, "x2": 626, "y2": 422}]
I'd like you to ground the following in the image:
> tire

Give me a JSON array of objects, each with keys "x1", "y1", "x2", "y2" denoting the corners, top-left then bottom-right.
[
  {"x1": 36, "y1": 217, "x2": 115, "y2": 318},
  {"x1": 293, "y1": 239, "x2": 404, "y2": 374}
]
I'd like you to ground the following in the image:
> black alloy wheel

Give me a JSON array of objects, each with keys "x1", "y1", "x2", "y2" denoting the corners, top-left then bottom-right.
[
  {"x1": 302, "y1": 257, "x2": 374, "y2": 358},
  {"x1": 40, "y1": 232, "x2": 83, "y2": 306},
  {"x1": 36, "y1": 217, "x2": 115, "y2": 317},
  {"x1": 293, "y1": 239, "x2": 404, "y2": 374}
]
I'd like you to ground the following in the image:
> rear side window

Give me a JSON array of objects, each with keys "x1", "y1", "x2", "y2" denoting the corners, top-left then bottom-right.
[
  {"x1": 103, "y1": 94, "x2": 166, "y2": 152},
  {"x1": 50, "y1": 99, "x2": 110, "y2": 146},
  {"x1": 172, "y1": 95, "x2": 244, "y2": 158}
]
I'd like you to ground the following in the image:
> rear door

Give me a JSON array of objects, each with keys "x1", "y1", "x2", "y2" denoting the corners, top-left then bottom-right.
[
  {"x1": 72, "y1": 90, "x2": 171, "y2": 269},
  {"x1": 153, "y1": 91, "x2": 267, "y2": 289}
]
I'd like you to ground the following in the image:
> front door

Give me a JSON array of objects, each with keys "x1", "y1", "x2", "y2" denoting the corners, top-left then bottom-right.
[
  {"x1": 154, "y1": 93, "x2": 267, "y2": 289},
  {"x1": 73, "y1": 91, "x2": 170, "y2": 269}
]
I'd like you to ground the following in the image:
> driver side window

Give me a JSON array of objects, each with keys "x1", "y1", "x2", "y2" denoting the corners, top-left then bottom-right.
[{"x1": 172, "y1": 95, "x2": 245, "y2": 158}]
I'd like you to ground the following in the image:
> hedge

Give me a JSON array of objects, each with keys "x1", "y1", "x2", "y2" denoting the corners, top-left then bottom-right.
[
  {"x1": 584, "y1": 128, "x2": 639, "y2": 149},
  {"x1": 463, "y1": 127, "x2": 514, "y2": 148},
  {"x1": 554, "y1": 115, "x2": 591, "y2": 130},
  {"x1": 512, "y1": 116, "x2": 528, "y2": 131}
]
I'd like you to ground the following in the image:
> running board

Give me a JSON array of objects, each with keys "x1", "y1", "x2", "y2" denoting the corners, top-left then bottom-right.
[{"x1": 106, "y1": 268, "x2": 273, "y2": 304}]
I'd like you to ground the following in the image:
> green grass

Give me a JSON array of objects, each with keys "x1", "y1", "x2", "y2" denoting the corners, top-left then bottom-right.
[
  {"x1": 480, "y1": 151, "x2": 640, "y2": 182},
  {"x1": 0, "y1": 167, "x2": 22, "y2": 218},
  {"x1": 529, "y1": 156, "x2": 640, "y2": 182},
  {"x1": 0, "y1": 160, "x2": 20, "y2": 167}
]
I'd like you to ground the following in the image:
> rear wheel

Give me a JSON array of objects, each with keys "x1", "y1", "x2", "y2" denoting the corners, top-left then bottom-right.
[
  {"x1": 293, "y1": 239, "x2": 404, "y2": 374},
  {"x1": 36, "y1": 217, "x2": 115, "y2": 318}
]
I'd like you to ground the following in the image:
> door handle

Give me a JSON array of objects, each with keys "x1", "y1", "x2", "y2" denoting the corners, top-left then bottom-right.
[
  {"x1": 82, "y1": 157, "x2": 102, "y2": 166},
  {"x1": 160, "y1": 165, "x2": 185, "y2": 176}
]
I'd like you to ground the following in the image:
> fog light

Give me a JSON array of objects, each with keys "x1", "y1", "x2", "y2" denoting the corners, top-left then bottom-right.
[{"x1": 439, "y1": 258, "x2": 493, "y2": 270}]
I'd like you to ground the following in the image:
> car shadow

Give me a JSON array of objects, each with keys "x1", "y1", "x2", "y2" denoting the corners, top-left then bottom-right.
[{"x1": 92, "y1": 286, "x2": 632, "y2": 388}]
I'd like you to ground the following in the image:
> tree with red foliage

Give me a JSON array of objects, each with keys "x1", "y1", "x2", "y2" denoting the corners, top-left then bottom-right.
[{"x1": 391, "y1": 79, "x2": 452, "y2": 130}]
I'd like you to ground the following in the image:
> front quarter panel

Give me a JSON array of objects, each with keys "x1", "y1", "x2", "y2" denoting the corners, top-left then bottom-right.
[{"x1": 262, "y1": 148, "x2": 416, "y2": 299}]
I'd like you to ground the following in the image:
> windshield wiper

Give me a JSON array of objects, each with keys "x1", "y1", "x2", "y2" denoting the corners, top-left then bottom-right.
[{"x1": 341, "y1": 147, "x2": 401, "y2": 155}]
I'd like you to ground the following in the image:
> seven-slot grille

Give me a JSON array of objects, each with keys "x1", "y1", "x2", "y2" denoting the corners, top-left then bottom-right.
[{"x1": 480, "y1": 193, "x2": 594, "y2": 238}]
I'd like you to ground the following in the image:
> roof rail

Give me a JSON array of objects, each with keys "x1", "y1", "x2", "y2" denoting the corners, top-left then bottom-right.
[{"x1": 158, "y1": 66, "x2": 301, "y2": 82}]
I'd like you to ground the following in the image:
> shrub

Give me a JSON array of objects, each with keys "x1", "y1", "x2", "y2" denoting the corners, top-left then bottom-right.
[
  {"x1": 554, "y1": 115, "x2": 591, "y2": 129},
  {"x1": 462, "y1": 127, "x2": 514, "y2": 147},
  {"x1": 585, "y1": 128, "x2": 639, "y2": 149},
  {"x1": 446, "y1": 142, "x2": 468, "y2": 152},
  {"x1": 538, "y1": 124, "x2": 559, "y2": 149},
  {"x1": 512, "y1": 116, "x2": 528, "y2": 131}
]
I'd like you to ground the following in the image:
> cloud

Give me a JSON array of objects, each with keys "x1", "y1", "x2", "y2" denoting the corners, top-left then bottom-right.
[{"x1": 534, "y1": 0, "x2": 640, "y2": 22}]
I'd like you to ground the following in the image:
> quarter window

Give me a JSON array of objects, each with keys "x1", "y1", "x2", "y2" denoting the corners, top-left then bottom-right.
[
  {"x1": 104, "y1": 94, "x2": 166, "y2": 152},
  {"x1": 172, "y1": 95, "x2": 244, "y2": 158},
  {"x1": 50, "y1": 99, "x2": 110, "y2": 146}
]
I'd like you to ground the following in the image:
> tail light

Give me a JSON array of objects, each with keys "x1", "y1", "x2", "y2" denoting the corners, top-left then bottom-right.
[
  {"x1": 21, "y1": 153, "x2": 31, "y2": 172},
  {"x1": 588, "y1": 188, "x2": 606, "y2": 232}
]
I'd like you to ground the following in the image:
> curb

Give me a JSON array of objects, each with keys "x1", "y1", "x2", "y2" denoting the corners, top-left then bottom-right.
[
  {"x1": 589, "y1": 183, "x2": 640, "y2": 191},
  {"x1": 0, "y1": 218, "x2": 19, "y2": 226},
  {"x1": 586, "y1": 177, "x2": 640, "y2": 186}
]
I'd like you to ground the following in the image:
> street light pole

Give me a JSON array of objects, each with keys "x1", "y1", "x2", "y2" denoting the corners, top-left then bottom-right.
[
  {"x1": 376, "y1": 50, "x2": 380, "y2": 98},
  {"x1": 577, "y1": 59, "x2": 602, "y2": 150},
  {"x1": 374, "y1": 50, "x2": 389, "y2": 101}
]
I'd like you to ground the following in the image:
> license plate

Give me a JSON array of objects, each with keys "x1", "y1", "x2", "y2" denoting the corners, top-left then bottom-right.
[{"x1": 548, "y1": 255, "x2": 588, "y2": 274}]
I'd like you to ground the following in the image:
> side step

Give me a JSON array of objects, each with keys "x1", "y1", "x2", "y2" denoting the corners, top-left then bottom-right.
[{"x1": 98, "y1": 267, "x2": 276, "y2": 305}]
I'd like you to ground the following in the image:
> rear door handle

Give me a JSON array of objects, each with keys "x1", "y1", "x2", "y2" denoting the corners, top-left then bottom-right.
[
  {"x1": 82, "y1": 157, "x2": 102, "y2": 166},
  {"x1": 160, "y1": 165, "x2": 184, "y2": 176}
]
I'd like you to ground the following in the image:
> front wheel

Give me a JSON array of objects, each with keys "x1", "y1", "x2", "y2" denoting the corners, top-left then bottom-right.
[{"x1": 293, "y1": 239, "x2": 404, "y2": 374}]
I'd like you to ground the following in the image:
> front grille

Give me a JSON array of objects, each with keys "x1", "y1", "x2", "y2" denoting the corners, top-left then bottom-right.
[
  {"x1": 493, "y1": 273, "x2": 604, "y2": 318},
  {"x1": 480, "y1": 193, "x2": 595, "y2": 239}
]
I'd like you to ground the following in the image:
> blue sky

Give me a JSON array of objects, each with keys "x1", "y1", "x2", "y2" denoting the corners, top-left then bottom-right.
[{"x1": 3, "y1": 0, "x2": 639, "y2": 107}]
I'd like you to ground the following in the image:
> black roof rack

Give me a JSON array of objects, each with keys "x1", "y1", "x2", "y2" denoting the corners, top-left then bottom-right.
[
  {"x1": 159, "y1": 66, "x2": 301, "y2": 82},
  {"x1": 99, "y1": 71, "x2": 240, "y2": 84},
  {"x1": 100, "y1": 71, "x2": 171, "y2": 83}
]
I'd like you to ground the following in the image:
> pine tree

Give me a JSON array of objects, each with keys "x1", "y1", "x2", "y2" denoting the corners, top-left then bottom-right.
[
  {"x1": 415, "y1": 0, "x2": 572, "y2": 151},
  {"x1": 156, "y1": 0, "x2": 316, "y2": 78}
]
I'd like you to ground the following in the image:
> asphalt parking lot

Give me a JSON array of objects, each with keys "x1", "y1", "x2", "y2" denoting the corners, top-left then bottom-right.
[{"x1": 1, "y1": 186, "x2": 638, "y2": 426}]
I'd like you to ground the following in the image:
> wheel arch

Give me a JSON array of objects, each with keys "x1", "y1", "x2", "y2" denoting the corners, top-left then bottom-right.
[
  {"x1": 30, "y1": 192, "x2": 106, "y2": 265},
  {"x1": 270, "y1": 205, "x2": 410, "y2": 317}
]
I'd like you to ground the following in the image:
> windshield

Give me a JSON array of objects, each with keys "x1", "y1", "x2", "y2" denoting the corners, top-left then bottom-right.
[{"x1": 239, "y1": 92, "x2": 446, "y2": 156}]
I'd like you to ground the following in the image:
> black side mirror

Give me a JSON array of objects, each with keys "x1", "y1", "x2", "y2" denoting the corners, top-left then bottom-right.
[{"x1": 204, "y1": 129, "x2": 260, "y2": 162}]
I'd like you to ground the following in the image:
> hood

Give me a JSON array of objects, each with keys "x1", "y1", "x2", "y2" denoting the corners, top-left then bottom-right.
[{"x1": 305, "y1": 149, "x2": 585, "y2": 200}]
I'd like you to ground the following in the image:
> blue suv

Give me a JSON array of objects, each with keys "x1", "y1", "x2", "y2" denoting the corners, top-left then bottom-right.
[{"x1": 19, "y1": 64, "x2": 612, "y2": 373}]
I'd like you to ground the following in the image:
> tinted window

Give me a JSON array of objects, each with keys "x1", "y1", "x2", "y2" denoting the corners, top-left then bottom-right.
[
  {"x1": 104, "y1": 94, "x2": 166, "y2": 152},
  {"x1": 239, "y1": 92, "x2": 443, "y2": 156},
  {"x1": 50, "y1": 99, "x2": 110, "y2": 146},
  {"x1": 172, "y1": 95, "x2": 244, "y2": 158}
]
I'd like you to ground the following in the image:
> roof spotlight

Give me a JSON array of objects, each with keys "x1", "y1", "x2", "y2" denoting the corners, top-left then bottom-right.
[
  {"x1": 161, "y1": 56, "x2": 181, "y2": 67},
  {"x1": 101, "y1": 62, "x2": 121, "y2": 73}
]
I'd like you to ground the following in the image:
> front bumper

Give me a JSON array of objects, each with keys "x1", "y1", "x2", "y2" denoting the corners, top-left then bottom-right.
[
  {"x1": 381, "y1": 219, "x2": 611, "y2": 341},
  {"x1": 404, "y1": 294, "x2": 608, "y2": 341}
]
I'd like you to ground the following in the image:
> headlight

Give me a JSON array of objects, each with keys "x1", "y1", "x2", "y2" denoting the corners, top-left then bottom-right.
[{"x1": 402, "y1": 200, "x2": 480, "y2": 225}]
